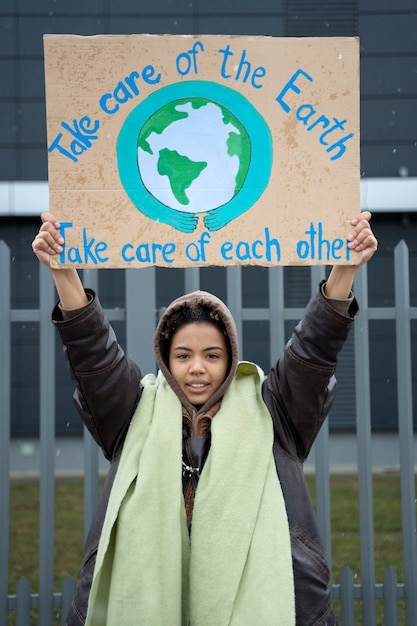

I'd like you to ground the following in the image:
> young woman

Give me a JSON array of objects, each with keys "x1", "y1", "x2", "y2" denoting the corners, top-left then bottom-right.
[{"x1": 32, "y1": 212, "x2": 377, "y2": 626}]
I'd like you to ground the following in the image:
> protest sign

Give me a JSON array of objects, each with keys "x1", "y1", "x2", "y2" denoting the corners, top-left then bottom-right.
[{"x1": 44, "y1": 34, "x2": 360, "y2": 268}]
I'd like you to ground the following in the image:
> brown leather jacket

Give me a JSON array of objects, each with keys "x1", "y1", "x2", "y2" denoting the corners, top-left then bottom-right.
[{"x1": 52, "y1": 283, "x2": 357, "y2": 626}]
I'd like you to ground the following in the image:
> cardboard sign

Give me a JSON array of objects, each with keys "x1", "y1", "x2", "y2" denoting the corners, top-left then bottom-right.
[{"x1": 44, "y1": 34, "x2": 360, "y2": 268}]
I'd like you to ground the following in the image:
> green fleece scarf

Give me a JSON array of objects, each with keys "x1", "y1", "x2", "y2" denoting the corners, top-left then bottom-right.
[{"x1": 85, "y1": 362, "x2": 295, "y2": 626}]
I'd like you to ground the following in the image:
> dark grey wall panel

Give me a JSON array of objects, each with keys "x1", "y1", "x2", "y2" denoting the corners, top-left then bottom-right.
[
  {"x1": 361, "y1": 99, "x2": 417, "y2": 142},
  {"x1": 18, "y1": 0, "x2": 106, "y2": 14},
  {"x1": 196, "y1": 16, "x2": 285, "y2": 36},
  {"x1": 359, "y1": 14, "x2": 417, "y2": 54},
  {"x1": 360, "y1": 144, "x2": 417, "y2": 177},
  {"x1": 18, "y1": 59, "x2": 46, "y2": 99},
  {"x1": 20, "y1": 147, "x2": 48, "y2": 180},
  {"x1": 361, "y1": 56, "x2": 417, "y2": 96},
  {"x1": 108, "y1": 0, "x2": 193, "y2": 14},
  {"x1": 0, "y1": 59, "x2": 16, "y2": 98},
  {"x1": 18, "y1": 17, "x2": 107, "y2": 56},
  {"x1": 1, "y1": 0, "x2": 416, "y2": 182},
  {"x1": 107, "y1": 16, "x2": 195, "y2": 34},
  {"x1": 199, "y1": 0, "x2": 285, "y2": 13},
  {"x1": 0, "y1": 103, "x2": 17, "y2": 143}
]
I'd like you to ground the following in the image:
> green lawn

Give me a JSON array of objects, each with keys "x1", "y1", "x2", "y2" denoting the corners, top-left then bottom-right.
[{"x1": 7, "y1": 474, "x2": 416, "y2": 625}]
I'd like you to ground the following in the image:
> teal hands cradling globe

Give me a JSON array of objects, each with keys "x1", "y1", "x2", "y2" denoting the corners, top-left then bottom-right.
[{"x1": 116, "y1": 82, "x2": 272, "y2": 233}]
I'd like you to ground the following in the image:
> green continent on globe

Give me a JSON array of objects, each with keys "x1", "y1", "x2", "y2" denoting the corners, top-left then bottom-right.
[
  {"x1": 157, "y1": 148, "x2": 207, "y2": 205},
  {"x1": 222, "y1": 109, "x2": 251, "y2": 195}
]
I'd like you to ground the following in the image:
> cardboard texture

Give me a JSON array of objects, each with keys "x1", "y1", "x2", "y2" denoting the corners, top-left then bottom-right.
[{"x1": 44, "y1": 34, "x2": 360, "y2": 268}]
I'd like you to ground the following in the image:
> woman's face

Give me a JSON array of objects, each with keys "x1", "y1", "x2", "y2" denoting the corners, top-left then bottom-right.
[{"x1": 169, "y1": 321, "x2": 229, "y2": 406}]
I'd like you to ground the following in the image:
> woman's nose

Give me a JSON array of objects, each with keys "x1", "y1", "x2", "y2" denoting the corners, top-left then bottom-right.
[{"x1": 189, "y1": 358, "x2": 205, "y2": 374}]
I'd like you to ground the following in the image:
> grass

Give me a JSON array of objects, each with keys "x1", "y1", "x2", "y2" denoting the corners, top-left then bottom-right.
[
  {"x1": 307, "y1": 473, "x2": 413, "y2": 625},
  {"x1": 6, "y1": 474, "x2": 416, "y2": 625}
]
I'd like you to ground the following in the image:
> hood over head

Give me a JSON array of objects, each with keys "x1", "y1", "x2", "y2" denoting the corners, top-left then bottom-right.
[{"x1": 154, "y1": 290, "x2": 239, "y2": 412}]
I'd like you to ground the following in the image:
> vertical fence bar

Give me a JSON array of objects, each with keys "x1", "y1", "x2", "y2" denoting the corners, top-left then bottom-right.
[
  {"x1": 226, "y1": 267, "x2": 242, "y2": 350},
  {"x1": 383, "y1": 567, "x2": 399, "y2": 626},
  {"x1": 339, "y1": 566, "x2": 355, "y2": 626},
  {"x1": 15, "y1": 577, "x2": 31, "y2": 626},
  {"x1": 0, "y1": 242, "x2": 11, "y2": 625},
  {"x1": 126, "y1": 267, "x2": 156, "y2": 374},
  {"x1": 61, "y1": 575, "x2": 76, "y2": 626},
  {"x1": 185, "y1": 267, "x2": 200, "y2": 293},
  {"x1": 81, "y1": 270, "x2": 99, "y2": 540},
  {"x1": 394, "y1": 242, "x2": 417, "y2": 626},
  {"x1": 353, "y1": 265, "x2": 376, "y2": 625},
  {"x1": 310, "y1": 267, "x2": 332, "y2": 566},
  {"x1": 268, "y1": 266, "x2": 285, "y2": 361},
  {"x1": 38, "y1": 264, "x2": 57, "y2": 626}
]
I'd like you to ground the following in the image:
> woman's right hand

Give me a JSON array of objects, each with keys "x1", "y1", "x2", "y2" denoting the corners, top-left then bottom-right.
[
  {"x1": 32, "y1": 212, "x2": 89, "y2": 309},
  {"x1": 31, "y1": 212, "x2": 64, "y2": 267}
]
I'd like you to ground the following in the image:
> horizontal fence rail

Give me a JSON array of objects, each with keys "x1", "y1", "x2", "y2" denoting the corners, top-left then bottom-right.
[{"x1": 1, "y1": 240, "x2": 416, "y2": 625}]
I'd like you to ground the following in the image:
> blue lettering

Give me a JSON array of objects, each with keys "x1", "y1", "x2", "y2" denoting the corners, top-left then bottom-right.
[
  {"x1": 235, "y1": 49, "x2": 251, "y2": 83},
  {"x1": 252, "y1": 239, "x2": 263, "y2": 259},
  {"x1": 296, "y1": 222, "x2": 351, "y2": 261},
  {"x1": 68, "y1": 246, "x2": 82, "y2": 263},
  {"x1": 162, "y1": 243, "x2": 176, "y2": 263},
  {"x1": 220, "y1": 228, "x2": 280, "y2": 263},
  {"x1": 48, "y1": 134, "x2": 78, "y2": 162},
  {"x1": 99, "y1": 66, "x2": 161, "y2": 115},
  {"x1": 82, "y1": 228, "x2": 99, "y2": 265},
  {"x1": 99, "y1": 93, "x2": 119, "y2": 114},
  {"x1": 276, "y1": 70, "x2": 354, "y2": 161},
  {"x1": 48, "y1": 117, "x2": 100, "y2": 162},
  {"x1": 264, "y1": 227, "x2": 281, "y2": 262},
  {"x1": 296, "y1": 240, "x2": 309, "y2": 260},
  {"x1": 218, "y1": 45, "x2": 266, "y2": 88},
  {"x1": 59, "y1": 222, "x2": 73, "y2": 262},
  {"x1": 124, "y1": 71, "x2": 140, "y2": 96},
  {"x1": 219, "y1": 44, "x2": 234, "y2": 79},
  {"x1": 276, "y1": 69, "x2": 313, "y2": 113},
  {"x1": 61, "y1": 117, "x2": 99, "y2": 148},
  {"x1": 121, "y1": 243, "x2": 135, "y2": 262},
  {"x1": 220, "y1": 240, "x2": 233, "y2": 260},
  {"x1": 235, "y1": 240, "x2": 251, "y2": 261},
  {"x1": 142, "y1": 65, "x2": 161, "y2": 84},
  {"x1": 327, "y1": 133, "x2": 355, "y2": 160},
  {"x1": 95, "y1": 240, "x2": 109, "y2": 263},
  {"x1": 120, "y1": 241, "x2": 176, "y2": 264},
  {"x1": 113, "y1": 81, "x2": 134, "y2": 105},
  {"x1": 176, "y1": 41, "x2": 204, "y2": 76},
  {"x1": 331, "y1": 238, "x2": 344, "y2": 260},
  {"x1": 57, "y1": 223, "x2": 108, "y2": 265},
  {"x1": 185, "y1": 242, "x2": 200, "y2": 262},
  {"x1": 185, "y1": 233, "x2": 210, "y2": 262}
]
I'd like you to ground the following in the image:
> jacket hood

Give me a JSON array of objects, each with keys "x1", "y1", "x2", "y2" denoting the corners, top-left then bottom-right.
[{"x1": 154, "y1": 290, "x2": 239, "y2": 412}]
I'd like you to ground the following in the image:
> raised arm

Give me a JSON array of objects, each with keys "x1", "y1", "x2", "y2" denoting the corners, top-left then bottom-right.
[
  {"x1": 31, "y1": 212, "x2": 89, "y2": 309},
  {"x1": 263, "y1": 211, "x2": 378, "y2": 459},
  {"x1": 32, "y1": 212, "x2": 142, "y2": 459}
]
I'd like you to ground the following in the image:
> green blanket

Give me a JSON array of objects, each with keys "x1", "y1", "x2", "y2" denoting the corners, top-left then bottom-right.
[{"x1": 85, "y1": 362, "x2": 295, "y2": 626}]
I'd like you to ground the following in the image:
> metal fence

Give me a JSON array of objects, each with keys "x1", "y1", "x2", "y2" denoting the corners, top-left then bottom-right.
[{"x1": 1, "y1": 240, "x2": 416, "y2": 625}]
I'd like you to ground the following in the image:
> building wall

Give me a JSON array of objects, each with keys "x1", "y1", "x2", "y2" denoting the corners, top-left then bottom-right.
[{"x1": 1, "y1": 0, "x2": 416, "y2": 179}]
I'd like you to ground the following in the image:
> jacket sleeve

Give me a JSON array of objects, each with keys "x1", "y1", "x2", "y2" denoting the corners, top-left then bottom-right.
[
  {"x1": 52, "y1": 289, "x2": 143, "y2": 460},
  {"x1": 262, "y1": 281, "x2": 358, "y2": 461}
]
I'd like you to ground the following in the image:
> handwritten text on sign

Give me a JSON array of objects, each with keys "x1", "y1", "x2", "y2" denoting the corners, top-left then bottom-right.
[{"x1": 43, "y1": 34, "x2": 360, "y2": 268}]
